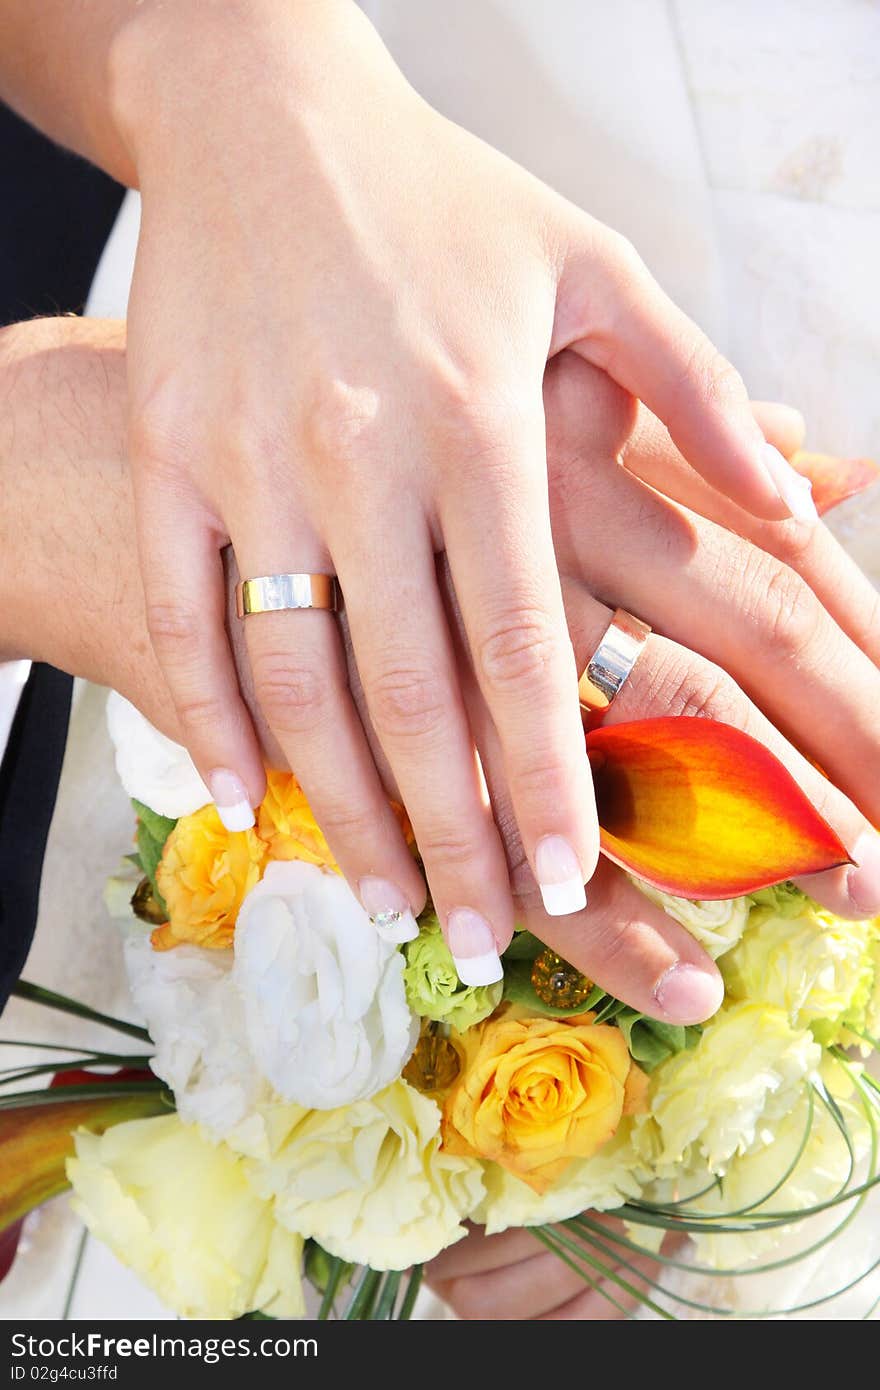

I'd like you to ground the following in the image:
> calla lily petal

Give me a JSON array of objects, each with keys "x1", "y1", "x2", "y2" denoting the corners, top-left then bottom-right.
[
  {"x1": 0, "y1": 1075, "x2": 166, "y2": 1233},
  {"x1": 790, "y1": 450, "x2": 879, "y2": 515},
  {"x1": 587, "y1": 718, "x2": 851, "y2": 898}
]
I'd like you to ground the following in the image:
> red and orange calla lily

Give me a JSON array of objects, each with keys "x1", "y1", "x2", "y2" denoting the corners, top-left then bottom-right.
[
  {"x1": 790, "y1": 450, "x2": 879, "y2": 516},
  {"x1": 588, "y1": 717, "x2": 850, "y2": 898},
  {"x1": 0, "y1": 1070, "x2": 165, "y2": 1240}
]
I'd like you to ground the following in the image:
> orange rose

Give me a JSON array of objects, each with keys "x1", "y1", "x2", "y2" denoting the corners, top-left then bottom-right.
[
  {"x1": 442, "y1": 1006, "x2": 647, "y2": 1192},
  {"x1": 255, "y1": 771, "x2": 340, "y2": 870},
  {"x1": 256, "y1": 770, "x2": 414, "y2": 869},
  {"x1": 153, "y1": 805, "x2": 267, "y2": 950}
]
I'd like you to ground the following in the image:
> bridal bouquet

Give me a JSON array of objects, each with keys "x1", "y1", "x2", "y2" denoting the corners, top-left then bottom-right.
[{"x1": 3, "y1": 669, "x2": 879, "y2": 1319}]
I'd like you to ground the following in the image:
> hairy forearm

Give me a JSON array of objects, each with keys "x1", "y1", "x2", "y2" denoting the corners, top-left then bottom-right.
[
  {"x1": 0, "y1": 317, "x2": 277, "y2": 755},
  {"x1": 0, "y1": 317, "x2": 132, "y2": 665}
]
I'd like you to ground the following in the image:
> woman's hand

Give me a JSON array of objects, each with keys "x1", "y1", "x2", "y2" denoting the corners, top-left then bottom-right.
[
  {"x1": 426, "y1": 1215, "x2": 667, "y2": 1320},
  {"x1": 3, "y1": 317, "x2": 878, "y2": 1024},
  {"x1": 101, "y1": 0, "x2": 818, "y2": 971}
]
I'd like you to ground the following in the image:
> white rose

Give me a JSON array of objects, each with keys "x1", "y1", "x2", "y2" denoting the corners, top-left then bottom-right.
[
  {"x1": 233, "y1": 860, "x2": 418, "y2": 1109},
  {"x1": 106, "y1": 691, "x2": 210, "y2": 818},
  {"x1": 124, "y1": 933, "x2": 273, "y2": 1157}
]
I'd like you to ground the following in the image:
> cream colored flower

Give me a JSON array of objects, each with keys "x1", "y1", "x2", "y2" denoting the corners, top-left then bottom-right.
[
  {"x1": 631, "y1": 879, "x2": 750, "y2": 960},
  {"x1": 233, "y1": 861, "x2": 417, "y2": 1109},
  {"x1": 722, "y1": 899, "x2": 878, "y2": 1039},
  {"x1": 473, "y1": 1120, "x2": 647, "y2": 1235},
  {"x1": 641, "y1": 1001, "x2": 821, "y2": 1174},
  {"x1": 67, "y1": 1115, "x2": 304, "y2": 1321},
  {"x1": 684, "y1": 1058, "x2": 871, "y2": 1269},
  {"x1": 245, "y1": 1081, "x2": 485, "y2": 1269}
]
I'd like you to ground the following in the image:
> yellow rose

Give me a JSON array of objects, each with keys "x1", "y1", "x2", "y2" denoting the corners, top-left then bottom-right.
[
  {"x1": 442, "y1": 1006, "x2": 647, "y2": 1193},
  {"x1": 154, "y1": 805, "x2": 267, "y2": 950},
  {"x1": 256, "y1": 770, "x2": 414, "y2": 870}
]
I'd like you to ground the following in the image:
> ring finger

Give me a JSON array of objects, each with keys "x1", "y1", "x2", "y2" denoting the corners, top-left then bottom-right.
[{"x1": 233, "y1": 518, "x2": 427, "y2": 939}]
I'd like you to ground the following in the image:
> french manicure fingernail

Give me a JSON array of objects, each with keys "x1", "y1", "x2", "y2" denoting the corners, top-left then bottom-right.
[
  {"x1": 359, "y1": 876, "x2": 419, "y2": 943},
  {"x1": 534, "y1": 835, "x2": 587, "y2": 916},
  {"x1": 447, "y1": 907, "x2": 503, "y2": 986},
  {"x1": 761, "y1": 443, "x2": 819, "y2": 524},
  {"x1": 847, "y1": 832, "x2": 880, "y2": 917},
  {"x1": 653, "y1": 964, "x2": 724, "y2": 1024},
  {"x1": 207, "y1": 769, "x2": 255, "y2": 831}
]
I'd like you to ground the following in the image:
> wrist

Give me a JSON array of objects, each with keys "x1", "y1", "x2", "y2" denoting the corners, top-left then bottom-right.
[{"x1": 108, "y1": 0, "x2": 368, "y2": 182}]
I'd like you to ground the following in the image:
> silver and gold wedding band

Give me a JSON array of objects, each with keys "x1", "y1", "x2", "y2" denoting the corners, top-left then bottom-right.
[
  {"x1": 579, "y1": 607, "x2": 651, "y2": 717},
  {"x1": 235, "y1": 573, "x2": 339, "y2": 619}
]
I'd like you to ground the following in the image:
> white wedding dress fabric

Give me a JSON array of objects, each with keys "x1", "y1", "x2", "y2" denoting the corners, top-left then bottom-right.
[{"x1": 2, "y1": 0, "x2": 879, "y2": 1319}]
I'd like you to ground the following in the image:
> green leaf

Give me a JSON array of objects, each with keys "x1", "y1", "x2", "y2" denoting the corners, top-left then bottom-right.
[
  {"x1": 617, "y1": 1009, "x2": 700, "y2": 1071},
  {"x1": 135, "y1": 822, "x2": 168, "y2": 914},
  {"x1": 131, "y1": 799, "x2": 177, "y2": 846},
  {"x1": 501, "y1": 930, "x2": 545, "y2": 963},
  {"x1": 501, "y1": 958, "x2": 606, "y2": 1018},
  {"x1": 131, "y1": 799, "x2": 176, "y2": 915}
]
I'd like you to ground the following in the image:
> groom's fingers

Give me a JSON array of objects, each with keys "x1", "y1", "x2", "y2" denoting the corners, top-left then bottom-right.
[
  {"x1": 621, "y1": 398, "x2": 880, "y2": 665},
  {"x1": 562, "y1": 597, "x2": 878, "y2": 919},
  {"x1": 556, "y1": 454, "x2": 880, "y2": 832}
]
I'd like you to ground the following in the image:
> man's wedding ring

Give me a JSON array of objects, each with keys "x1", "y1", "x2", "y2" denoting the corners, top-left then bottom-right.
[
  {"x1": 579, "y1": 607, "x2": 651, "y2": 718},
  {"x1": 236, "y1": 573, "x2": 339, "y2": 618}
]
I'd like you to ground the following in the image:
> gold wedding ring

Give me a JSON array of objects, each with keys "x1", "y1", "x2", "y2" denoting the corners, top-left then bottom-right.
[
  {"x1": 579, "y1": 607, "x2": 651, "y2": 718},
  {"x1": 236, "y1": 573, "x2": 339, "y2": 618}
]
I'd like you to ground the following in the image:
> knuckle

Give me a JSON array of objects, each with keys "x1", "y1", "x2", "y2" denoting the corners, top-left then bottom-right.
[
  {"x1": 478, "y1": 608, "x2": 560, "y2": 693},
  {"x1": 415, "y1": 827, "x2": 476, "y2": 872},
  {"x1": 173, "y1": 691, "x2": 230, "y2": 735},
  {"x1": 771, "y1": 517, "x2": 819, "y2": 571},
  {"x1": 643, "y1": 646, "x2": 745, "y2": 726},
  {"x1": 252, "y1": 654, "x2": 327, "y2": 735},
  {"x1": 145, "y1": 599, "x2": 203, "y2": 650},
  {"x1": 673, "y1": 339, "x2": 746, "y2": 415},
  {"x1": 604, "y1": 230, "x2": 646, "y2": 282},
  {"x1": 751, "y1": 559, "x2": 821, "y2": 658},
  {"x1": 308, "y1": 799, "x2": 380, "y2": 847},
  {"x1": 367, "y1": 667, "x2": 447, "y2": 741}
]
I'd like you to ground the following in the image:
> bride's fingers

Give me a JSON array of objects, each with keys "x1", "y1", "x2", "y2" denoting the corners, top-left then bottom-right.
[
  {"x1": 232, "y1": 522, "x2": 427, "y2": 933},
  {"x1": 621, "y1": 398, "x2": 806, "y2": 519},
  {"x1": 336, "y1": 511, "x2": 516, "y2": 972},
  {"x1": 442, "y1": 570, "x2": 723, "y2": 1022}
]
